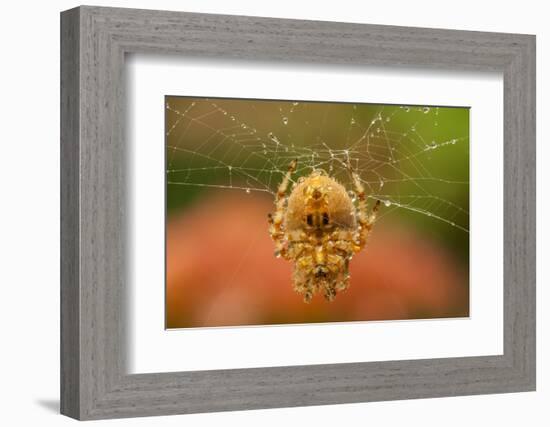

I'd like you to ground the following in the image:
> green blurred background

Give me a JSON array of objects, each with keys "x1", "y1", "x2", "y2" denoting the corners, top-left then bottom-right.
[{"x1": 165, "y1": 96, "x2": 469, "y2": 329}]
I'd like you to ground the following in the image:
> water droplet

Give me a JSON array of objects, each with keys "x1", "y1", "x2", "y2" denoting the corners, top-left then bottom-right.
[
  {"x1": 230, "y1": 116, "x2": 235, "y2": 121},
  {"x1": 411, "y1": 126, "x2": 416, "y2": 132},
  {"x1": 267, "y1": 132, "x2": 281, "y2": 145},
  {"x1": 451, "y1": 139, "x2": 457, "y2": 145},
  {"x1": 282, "y1": 117, "x2": 289, "y2": 125},
  {"x1": 350, "y1": 118, "x2": 356, "y2": 125},
  {"x1": 241, "y1": 123, "x2": 247, "y2": 129},
  {"x1": 348, "y1": 190, "x2": 357, "y2": 202},
  {"x1": 223, "y1": 111, "x2": 227, "y2": 115},
  {"x1": 274, "y1": 250, "x2": 281, "y2": 258},
  {"x1": 423, "y1": 107, "x2": 430, "y2": 114},
  {"x1": 228, "y1": 166, "x2": 232, "y2": 171},
  {"x1": 384, "y1": 200, "x2": 391, "y2": 207},
  {"x1": 245, "y1": 188, "x2": 251, "y2": 194},
  {"x1": 379, "y1": 180, "x2": 385, "y2": 189},
  {"x1": 263, "y1": 150, "x2": 268, "y2": 155},
  {"x1": 386, "y1": 117, "x2": 391, "y2": 122}
]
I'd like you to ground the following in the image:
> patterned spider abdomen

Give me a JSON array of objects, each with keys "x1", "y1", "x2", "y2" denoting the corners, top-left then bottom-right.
[{"x1": 285, "y1": 170, "x2": 356, "y2": 234}]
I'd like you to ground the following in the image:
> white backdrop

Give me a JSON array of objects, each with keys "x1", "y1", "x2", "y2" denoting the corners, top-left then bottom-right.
[
  {"x1": 0, "y1": 0, "x2": 546, "y2": 426},
  {"x1": 129, "y1": 57, "x2": 503, "y2": 373}
]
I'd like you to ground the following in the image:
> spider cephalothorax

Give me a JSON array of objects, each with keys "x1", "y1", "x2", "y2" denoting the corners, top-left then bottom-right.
[{"x1": 268, "y1": 160, "x2": 380, "y2": 302}]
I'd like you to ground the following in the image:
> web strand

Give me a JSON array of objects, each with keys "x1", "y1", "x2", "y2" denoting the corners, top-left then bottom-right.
[{"x1": 166, "y1": 98, "x2": 469, "y2": 233}]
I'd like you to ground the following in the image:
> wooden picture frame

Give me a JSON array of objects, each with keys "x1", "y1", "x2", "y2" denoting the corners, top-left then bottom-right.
[{"x1": 60, "y1": 5, "x2": 536, "y2": 420}]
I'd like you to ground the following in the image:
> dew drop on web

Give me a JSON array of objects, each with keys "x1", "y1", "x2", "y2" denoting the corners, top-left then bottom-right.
[{"x1": 165, "y1": 98, "x2": 470, "y2": 234}]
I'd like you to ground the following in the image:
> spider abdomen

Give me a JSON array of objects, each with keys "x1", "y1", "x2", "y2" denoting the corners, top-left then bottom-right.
[{"x1": 284, "y1": 171, "x2": 356, "y2": 233}]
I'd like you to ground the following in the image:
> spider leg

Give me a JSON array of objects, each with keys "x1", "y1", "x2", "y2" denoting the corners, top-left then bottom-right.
[
  {"x1": 336, "y1": 258, "x2": 351, "y2": 291},
  {"x1": 293, "y1": 269, "x2": 314, "y2": 303},
  {"x1": 322, "y1": 231, "x2": 353, "y2": 294},
  {"x1": 348, "y1": 163, "x2": 381, "y2": 252},
  {"x1": 268, "y1": 159, "x2": 298, "y2": 259},
  {"x1": 323, "y1": 284, "x2": 337, "y2": 302}
]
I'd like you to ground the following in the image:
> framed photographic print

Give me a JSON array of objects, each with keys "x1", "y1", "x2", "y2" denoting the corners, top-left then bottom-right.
[{"x1": 60, "y1": 5, "x2": 536, "y2": 420}]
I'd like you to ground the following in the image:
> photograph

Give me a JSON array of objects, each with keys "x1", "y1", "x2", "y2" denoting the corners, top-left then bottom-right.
[
  {"x1": 0, "y1": 0, "x2": 538, "y2": 423},
  {"x1": 165, "y1": 96, "x2": 470, "y2": 329}
]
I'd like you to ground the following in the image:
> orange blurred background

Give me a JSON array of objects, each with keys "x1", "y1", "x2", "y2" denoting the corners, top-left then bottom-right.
[{"x1": 166, "y1": 191, "x2": 468, "y2": 328}]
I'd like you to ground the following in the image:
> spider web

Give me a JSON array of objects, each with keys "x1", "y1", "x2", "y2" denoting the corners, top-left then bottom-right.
[{"x1": 165, "y1": 97, "x2": 469, "y2": 233}]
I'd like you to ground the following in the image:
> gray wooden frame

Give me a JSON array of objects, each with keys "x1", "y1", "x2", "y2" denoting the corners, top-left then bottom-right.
[{"x1": 60, "y1": 5, "x2": 536, "y2": 420}]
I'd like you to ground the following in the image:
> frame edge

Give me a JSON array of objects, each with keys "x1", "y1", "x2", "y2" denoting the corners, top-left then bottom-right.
[
  {"x1": 61, "y1": 5, "x2": 537, "y2": 420},
  {"x1": 60, "y1": 6, "x2": 82, "y2": 420}
]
